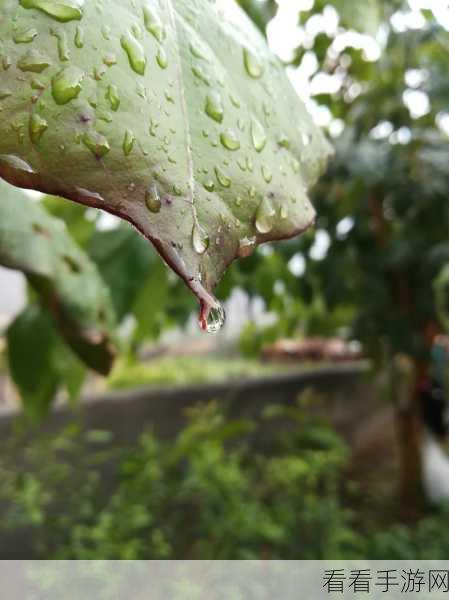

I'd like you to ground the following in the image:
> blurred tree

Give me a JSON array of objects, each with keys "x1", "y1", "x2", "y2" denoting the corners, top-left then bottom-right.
[{"x1": 233, "y1": 0, "x2": 449, "y2": 513}]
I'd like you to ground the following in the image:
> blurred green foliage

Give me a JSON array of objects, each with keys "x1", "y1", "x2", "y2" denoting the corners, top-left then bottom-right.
[
  {"x1": 0, "y1": 399, "x2": 356, "y2": 559},
  {"x1": 107, "y1": 356, "x2": 288, "y2": 390},
  {"x1": 2, "y1": 398, "x2": 449, "y2": 559}
]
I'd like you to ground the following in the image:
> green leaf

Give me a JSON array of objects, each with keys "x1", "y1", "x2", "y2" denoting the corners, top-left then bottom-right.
[
  {"x1": 0, "y1": 0, "x2": 331, "y2": 331},
  {"x1": 0, "y1": 180, "x2": 116, "y2": 374},
  {"x1": 332, "y1": 0, "x2": 381, "y2": 36},
  {"x1": 7, "y1": 303, "x2": 85, "y2": 419}
]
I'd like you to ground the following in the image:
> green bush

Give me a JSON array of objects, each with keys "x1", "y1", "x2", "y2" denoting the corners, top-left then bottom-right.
[
  {"x1": 3, "y1": 399, "x2": 449, "y2": 559},
  {"x1": 0, "y1": 399, "x2": 356, "y2": 559}
]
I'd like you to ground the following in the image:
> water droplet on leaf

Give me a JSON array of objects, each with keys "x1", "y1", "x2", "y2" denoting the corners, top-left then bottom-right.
[
  {"x1": 255, "y1": 197, "x2": 276, "y2": 234},
  {"x1": 106, "y1": 84, "x2": 120, "y2": 111},
  {"x1": 205, "y1": 91, "x2": 224, "y2": 123},
  {"x1": 145, "y1": 183, "x2": 161, "y2": 213},
  {"x1": 82, "y1": 131, "x2": 110, "y2": 158},
  {"x1": 192, "y1": 221, "x2": 210, "y2": 254},
  {"x1": 143, "y1": 5, "x2": 165, "y2": 42},
  {"x1": 251, "y1": 118, "x2": 267, "y2": 153},
  {"x1": 51, "y1": 66, "x2": 84, "y2": 104},
  {"x1": 243, "y1": 47, "x2": 263, "y2": 78},
  {"x1": 13, "y1": 28, "x2": 38, "y2": 43},
  {"x1": 29, "y1": 113, "x2": 48, "y2": 143},
  {"x1": 121, "y1": 34, "x2": 146, "y2": 75},
  {"x1": 122, "y1": 129, "x2": 135, "y2": 155},
  {"x1": 220, "y1": 129, "x2": 240, "y2": 151},
  {"x1": 19, "y1": 0, "x2": 84, "y2": 22},
  {"x1": 215, "y1": 166, "x2": 231, "y2": 188},
  {"x1": 261, "y1": 165, "x2": 272, "y2": 183},
  {"x1": 17, "y1": 50, "x2": 51, "y2": 73}
]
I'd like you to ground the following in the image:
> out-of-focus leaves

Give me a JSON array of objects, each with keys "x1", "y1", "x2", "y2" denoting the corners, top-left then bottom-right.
[
  {"x1": 237, "y1": 0, "x2": 276, "y2": 33},
  {"x1": 88, "y1": 225, "x2": 154, "y2": 321},
  {"x1": 332, "y1": 0, "x2": 381, "y2": 36},
  {"x1": 7, "y1": 304, "x2": 85, "y2": 420},
  {"x1": 434, "y1": 264, "x2": 449, "y2": 333},
  {"x1": 0, "y1": 181, "x2": 116, "y2": 375}
]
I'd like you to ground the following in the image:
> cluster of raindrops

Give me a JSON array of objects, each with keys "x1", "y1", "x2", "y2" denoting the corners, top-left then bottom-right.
[{"x1": 0, "y1": 0, "x2": 319, "y2": 337}]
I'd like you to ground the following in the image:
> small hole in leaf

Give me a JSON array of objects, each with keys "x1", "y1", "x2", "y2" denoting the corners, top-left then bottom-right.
[
  {"x1": 63, "y1": 255, "x2": 81, "y2": 273},
  {"x1": 32, "y1": 223, "x2": 51, "y2": 238}
]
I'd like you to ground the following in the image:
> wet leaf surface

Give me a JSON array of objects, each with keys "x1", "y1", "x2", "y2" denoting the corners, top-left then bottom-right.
[{"x1": 0, "y1": 0, "x2": 331, "y2": 331}]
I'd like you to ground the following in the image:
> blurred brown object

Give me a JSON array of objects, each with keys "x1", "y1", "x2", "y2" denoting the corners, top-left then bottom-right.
[{"x1": 262, "y1": 337, "x2": 363, "y2": 363}]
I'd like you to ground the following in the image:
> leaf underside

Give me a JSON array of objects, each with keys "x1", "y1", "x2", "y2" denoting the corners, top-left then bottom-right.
[
  {"x1": 0, "y1": 180, "x2": 116, "y2": 374},
  {"x1": 0, "y1": 0, "x2": 331, "y2": 326}
]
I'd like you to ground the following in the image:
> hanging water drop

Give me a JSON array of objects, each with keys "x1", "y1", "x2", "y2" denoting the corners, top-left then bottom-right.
[{"x1": 199, "y1": 299, "x2": 226, "y2": 334}]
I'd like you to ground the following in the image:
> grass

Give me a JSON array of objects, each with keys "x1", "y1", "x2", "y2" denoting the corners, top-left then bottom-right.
[{"x1": 107, "y1": 355, "x2": 295, "y2": 390}]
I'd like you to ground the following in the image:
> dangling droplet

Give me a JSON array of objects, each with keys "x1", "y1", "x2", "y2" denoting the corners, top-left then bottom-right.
[
  {"x1": 145, "y1": 184, "x2": 161, "y2": 213},
  {"x1": 220, "y1": 129, "x2": 240, "y2": 151},
  {"x1": 205, "y1": 91, "x2": 224, "y2": 123},
  {"x1": 192, "y1": 221, "x2": 210, "y2": 255},
  {"x1": 255, "y1": 197, "x2": 276, "y2": 234},
  {"x1": 199, "y1": 299, "x2": 226, "y2": 334},
  {"x1": 243, "y1": 47, "x2": 264, "y2": 78},
  {"x1": 251, "y1": 118, "x2": 266, "y2": 153}
]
